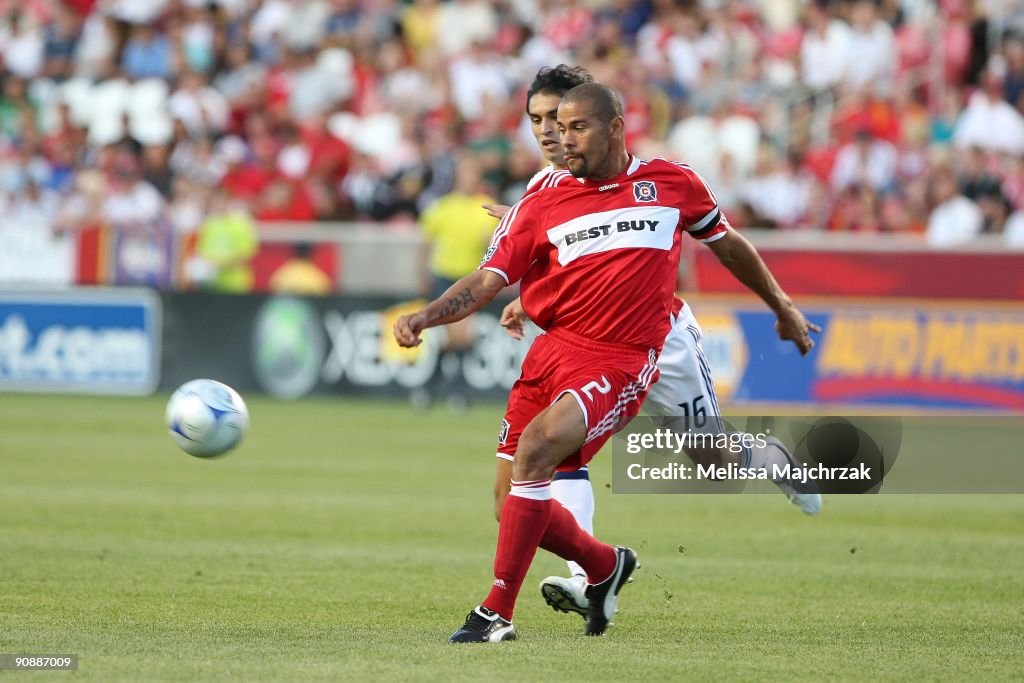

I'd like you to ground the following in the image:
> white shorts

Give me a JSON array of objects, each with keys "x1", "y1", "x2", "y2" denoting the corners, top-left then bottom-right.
[{"x1": 644, "y1": 303, "x2": 722, "y2": 421}]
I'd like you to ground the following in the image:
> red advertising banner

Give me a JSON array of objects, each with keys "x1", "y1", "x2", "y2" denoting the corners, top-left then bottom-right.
[{"x1": 693, "y1": 249, "x2": 1024, "y2": 300}]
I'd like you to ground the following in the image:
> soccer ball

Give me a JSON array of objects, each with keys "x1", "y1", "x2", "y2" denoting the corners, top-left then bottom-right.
[{"x1": 166, "y1": 379, "x2": 250, "y2": 458}]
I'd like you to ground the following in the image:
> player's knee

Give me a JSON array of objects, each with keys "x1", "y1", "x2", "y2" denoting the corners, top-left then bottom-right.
[{"x1": 520, "y1": 417, "x2": 565, "y2": 454}]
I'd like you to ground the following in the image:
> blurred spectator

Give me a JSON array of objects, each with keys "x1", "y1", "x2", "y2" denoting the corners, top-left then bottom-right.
[
  {"x1": 83, "y1": 149, "x2": 175, "y2": 288},
  {"x1": 419, "y1": 153, "x2": 496, "y2": 292},
  {"x1": 98, "y1": 151, "x2": 166, "y2": 229},
  {"x1": 1002, "y1": 34, "x2": 1024, "y2": 109},
  {"x1": 416, "y1": 152, "x2": 498, "y2": 411},
  {"x1": 269, "y1": 242, "x2": 332, "y2": 295},
  {"x1": 180, "y1": 4, "x2": 217, "y2": 75},
  {"x1": 120, "y1": 23, "x2": 174, "y2": 81},
  {"x1": 190, "y1": 187, "x2": 258, "y2": 293},
  {"x1": 141, "y1": 143, "x2": 173, "y2": 197},
  {"x1": 437, "y1": 0, "x2": 497, "y2": 58},
  {"x1": 499, "y1": 142, "x2": 541, "y2": 207},
  {"x1": 171, "y1": 134, "x2": 227, "y2": 188},
  {"x1": 43, "y1": 5, "x2": 81, "y2": 80},
  {"x1": 0, "y1": 78, "x2": 34, "y2": 141},
  {"x1": 168, "y1": 71, "x2": 229, "y2": 136},
  {"x1": 3, "y1": 12, "x2": 44, "y2": 80},
  {"x1": 739, "y1": 148, "x2": 814, "y2": 229},
  {"x1": 447, "y1": 41, "x2": 510, "y2": 122},
  {"x1": 977, "y1": 188, "x2": 1012, "y2": 234},
  {"x1": 1004, "y1": 209, "x2": 1024, "y2": 246},
  {"x1": 953, "y1": 70, "x2": 1024, "y2": 155},
  {"x1": 401, "y1": 0, "x2": 440, "y2": 62},
  {"x1": 842, "y1": 0, "x2": 896, "y2": 95},
  {"x1": 0, "y1": 179, "x2": 58, "y2": 226},
  {"x1": 800, "y1": 1, "x2": 850, "y2": 95},
  {"x1": 831, "y1": 129, "x2": 898, "y2": 193},
  {"x1": 926, "y1": 167, "x2": 984, "y2": 246},
  {"x1": 254, "y1": 177, "x2": 317, "y2": 222},
  {"x1": 956, "y1": 146, "x2": 1003, "y2": 201}
]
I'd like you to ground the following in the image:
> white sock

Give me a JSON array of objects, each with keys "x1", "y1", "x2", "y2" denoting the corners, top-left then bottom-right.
[
  {"x1": 551, "y1": 468, "x2": 594, "y2": 577},
  {"x1": 509, "y1": 479, "x2": 552, "y2": 501}
]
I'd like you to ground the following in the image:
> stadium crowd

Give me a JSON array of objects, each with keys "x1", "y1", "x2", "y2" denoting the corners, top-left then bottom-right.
[{"x1": 3, "y1": 0, "x2": 1024, "y2": 260}]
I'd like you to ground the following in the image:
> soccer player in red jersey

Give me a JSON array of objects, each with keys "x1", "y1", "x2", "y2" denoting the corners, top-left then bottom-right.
[
  {"x1": 394, "y1": 83, "x2": 818, "y2": 643},
  {"x1": 492, "y1": 66, "x2": 822, "y2": 619}
]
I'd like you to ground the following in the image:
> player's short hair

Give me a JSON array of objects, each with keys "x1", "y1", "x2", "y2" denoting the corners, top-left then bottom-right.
[
  {"x1": 526, "y1": 65, "x2": 593, "y2": 110},
  {"x1": 561, "y1": 83, "x2": 624, "y2": 124}
]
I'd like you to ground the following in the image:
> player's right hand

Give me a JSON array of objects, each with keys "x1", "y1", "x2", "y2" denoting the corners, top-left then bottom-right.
[
  {"x1": 482, "y1": 203, "x2": 511, "y2": 219},
  {"x1": 500, "y1": 298, "x2": 528, "y2": 340},
  {"x1": 393, "y1": 312, "x2": 427, "y2": 347},
  {"x1": 775, "y1": 304, "x2": 821, "y2": 356}
]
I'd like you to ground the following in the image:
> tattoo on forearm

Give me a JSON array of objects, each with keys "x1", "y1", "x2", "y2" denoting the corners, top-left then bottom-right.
[{"x1": 433, "y1": 287, "x2": 477, "y2": 320}]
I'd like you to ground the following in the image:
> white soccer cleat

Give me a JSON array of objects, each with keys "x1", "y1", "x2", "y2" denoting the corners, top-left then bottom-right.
[
  {"x1": 766, "y1": 436, "x2": 823, "y2": 516},
  {"x1": 540, "y1": 574, "x2": 589, "y2": 616}
]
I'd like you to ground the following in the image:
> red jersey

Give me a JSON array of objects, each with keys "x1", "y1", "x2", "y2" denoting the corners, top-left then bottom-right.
[{"x1": 480, "y1": 156, "x2": 727, "y2": 349}]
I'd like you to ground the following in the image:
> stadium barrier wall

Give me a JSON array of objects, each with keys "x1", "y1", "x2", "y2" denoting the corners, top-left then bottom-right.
[
  {"x1": 689, "y1": 235, "x2": 1024, "y2": 300},
  {"x1": 158, "y1": 291, "x2": 1024, "y2": 412},
  {"x1": 0, "y1": 286, "x2": 1018, "y2": 411},
  {"x1": 3, "y1": 223, "x2": 1022, "y2": 299}
]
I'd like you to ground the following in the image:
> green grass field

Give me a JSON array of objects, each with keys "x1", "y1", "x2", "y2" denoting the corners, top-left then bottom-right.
[{"x1": 2, "y1": 394, "x2": 1022, "y2": 681}]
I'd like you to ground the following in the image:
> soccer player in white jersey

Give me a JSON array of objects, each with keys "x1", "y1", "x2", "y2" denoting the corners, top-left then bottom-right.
[{"x1": 487, "y1": 66, "x2": 823, "y2": 620}]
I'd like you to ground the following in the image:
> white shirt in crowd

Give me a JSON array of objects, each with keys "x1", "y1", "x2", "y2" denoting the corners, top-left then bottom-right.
[
  {"x1": 926, "y1": 195, "x2": 984, "y2": 247},
  {"x1": 843, "y1": 19, "x2": 895, "y2": 93},
  {"x1": 953, "y1": 91, "x2": 1024, "y2": 155},
  {"x1": 831, "y1": 139, "x2": 898, "y2": 192},
  {"x1": 801, "y1": 19, "x2": 851, "y2": 91}
]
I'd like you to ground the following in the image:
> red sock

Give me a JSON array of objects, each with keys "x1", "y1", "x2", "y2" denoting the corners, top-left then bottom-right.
[
  {"x1": 540, "y1": 502, "x2": 617, "y2": 584},
  {"x1": 482, "y1": 482, "x2": 553, "y2": 620}
]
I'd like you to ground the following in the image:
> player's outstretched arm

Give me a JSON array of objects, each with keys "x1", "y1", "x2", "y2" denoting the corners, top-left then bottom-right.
[
  {"x1": 393, "y1": 269, "x2": 506, "y2": 348},
  {"x1": 705, "y1": 230, "x2": 821, "y2": 355},
  {"x1": 482, "y1": 203, "x2": 511, "y2": 219}
]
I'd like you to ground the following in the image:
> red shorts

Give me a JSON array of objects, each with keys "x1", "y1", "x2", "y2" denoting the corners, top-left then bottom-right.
[{"x1": 497, "y1": 329, "x2": 660, "y2": 471}]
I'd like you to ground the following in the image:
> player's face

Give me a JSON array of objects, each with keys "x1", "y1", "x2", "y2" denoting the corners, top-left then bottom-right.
[
  {"x1": 557, "y1": 99, "x2": 617, "y2": 179},
  {"x1": 527, "y1": 92, "x2": 565, "y2": 166}
]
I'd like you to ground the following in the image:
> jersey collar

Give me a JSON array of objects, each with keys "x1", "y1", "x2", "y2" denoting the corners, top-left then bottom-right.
[{"x1": 581, "y1": 155, "x2": 641, "y2": 186}]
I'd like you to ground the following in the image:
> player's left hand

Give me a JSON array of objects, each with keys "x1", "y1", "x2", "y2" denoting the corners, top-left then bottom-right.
[
  {"x1": 394, "y1": 312, "x2": 428, "y2": 348},
  {"x1": 775, "y1": 303, "x2": 821, "y2": 356},
  {"x1": 500, "y1": 298, "x2": 528, "y2": 340},
  {"x1": 482, "y1": 203, "x2": 511, "y2": 219}
]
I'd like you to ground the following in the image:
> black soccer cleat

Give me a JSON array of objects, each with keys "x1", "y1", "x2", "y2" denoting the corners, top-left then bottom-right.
[
  {"x1": 448, "y1": 606, "x2": 517, "y2": 644},
  {"x1": 584, "y1": 546, "x2": 638, "y2": 636}
]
